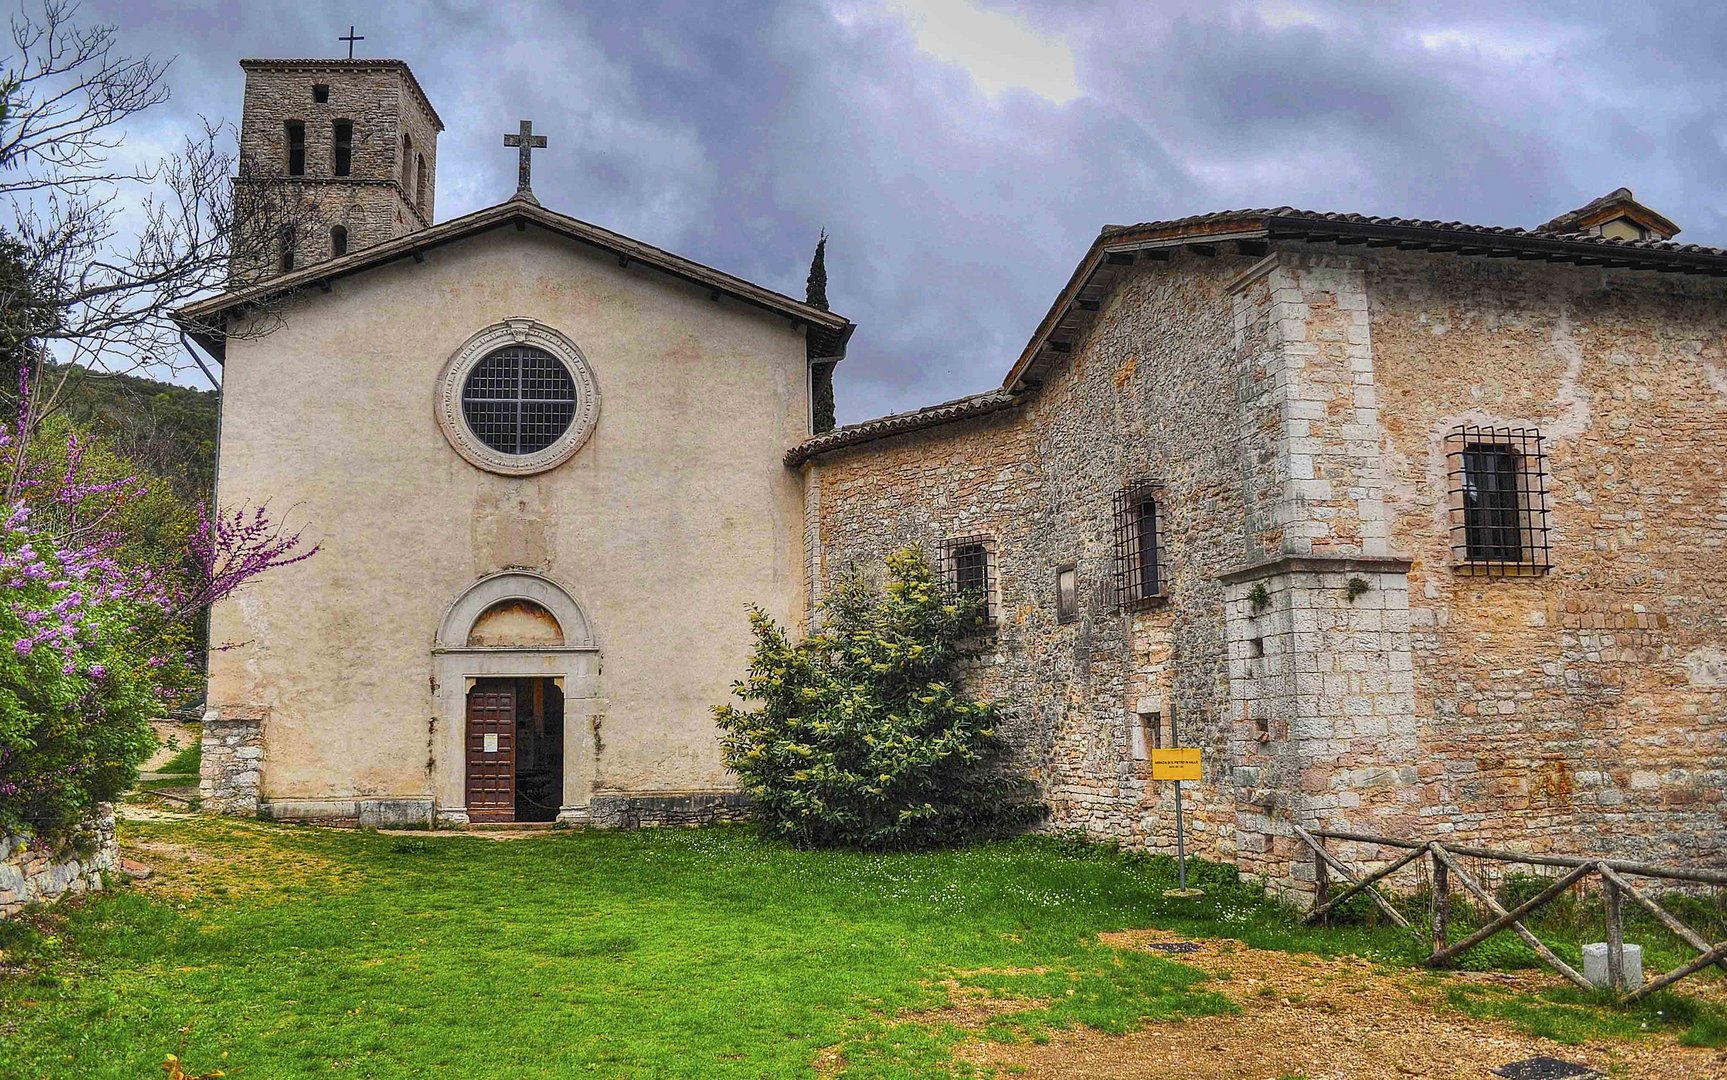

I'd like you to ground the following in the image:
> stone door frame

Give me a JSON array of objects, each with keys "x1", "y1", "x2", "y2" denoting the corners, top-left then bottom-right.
[{"x1": 432, "y1": 571, "x2": 602, "y2": 826}]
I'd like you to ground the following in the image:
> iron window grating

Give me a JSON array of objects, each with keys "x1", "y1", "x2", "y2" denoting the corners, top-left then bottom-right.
[
  {"x1": 941, "y1": 534, "x2": 999, "y2": 627},
  {"x1": 1446, "y1": 425, "x2": 1552, "y2": 576},
  {"x1": 1115, "y1": 481, "x2": 1169, "y2": 608},
  {"x1": 460, "y1": 346, "x2": 579, "y2": 457}
]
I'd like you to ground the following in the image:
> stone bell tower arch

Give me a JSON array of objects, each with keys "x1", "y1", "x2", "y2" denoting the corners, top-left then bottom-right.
[{"x1": 233, "y1": 55, "x2": 444, "y2": 282}]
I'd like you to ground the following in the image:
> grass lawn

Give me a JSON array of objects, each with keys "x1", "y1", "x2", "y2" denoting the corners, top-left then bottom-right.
[{"x1": 1, "y1": 814, "x2": 1722, "y2": 1078}]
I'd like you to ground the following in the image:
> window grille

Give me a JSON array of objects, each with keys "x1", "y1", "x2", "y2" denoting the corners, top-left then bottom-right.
[
  {"x1": 1114, "y1": 481, "x2": 1168, "y2": 607},
  {"x1": 1446, "y1": 425, "x2": 1551, "y2": 575},
  {"x1": 285, "y1": 120, "x2": 305, "y2": 176},
  {"x1": 941, "y1": 534, "x2": 998, "y2": 627},
  {"x1": 460, "y1": 346, "x2": 579, "y2": 456},
  {"x1": 333, "y1": 120, "x2": 353, "y2": 176}
]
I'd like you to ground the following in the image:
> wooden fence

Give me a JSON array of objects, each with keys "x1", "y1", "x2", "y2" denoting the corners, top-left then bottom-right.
[{"x1": 1291, "y1": 825, "x2": 1727, "y2": 1004}]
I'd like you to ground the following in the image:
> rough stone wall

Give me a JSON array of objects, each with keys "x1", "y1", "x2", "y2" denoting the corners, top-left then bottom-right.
[
  {"x1": 200, "y1": 706, "x2": 266, "y2": 816},
  {"x1": 813, "y1": 241, "x2": 1727, "y2": 889},
  {"x1": 0, "y1": 805, "x2": 117, "y2": 920},
  {"x1": 813, "y1": 252, "x2": 1262, "y2": 863},
  {"x1": 1364, "y1": 248, "x2": 1727, "y2": 865},
  {"x1": 586, "y1": 793, "x2": 753, "y2": 830},
  {"x1": 233, "y1": 61, "x2": 438, "y2": 280}
]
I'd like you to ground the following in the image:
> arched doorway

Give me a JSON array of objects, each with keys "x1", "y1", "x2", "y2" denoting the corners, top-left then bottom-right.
[{"x1": 433, "y1": 572, "x2": 601, "y2": 826}]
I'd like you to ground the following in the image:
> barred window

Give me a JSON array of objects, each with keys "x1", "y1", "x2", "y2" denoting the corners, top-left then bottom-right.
[
  {"x1": 1115, "y1": 482, "x2": 1167, "y2": 607},
  {"x1": 460, "y1": 346, "x2": 580, "y2": 456},
  {"x1": 941, "y1": 535, "x2": 998, "y2": 627},
  {"x1": 1447, "y1": 425, "x2": 1551, "y2": 575}
]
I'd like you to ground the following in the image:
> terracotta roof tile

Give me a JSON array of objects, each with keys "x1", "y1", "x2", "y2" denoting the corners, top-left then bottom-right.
[
  {"x1": 786, "y1": 389, "x2": 1021, "y2": 466},
  {"x1": 1101, "y1": 207, "x2": 1722, "y2": 257}
]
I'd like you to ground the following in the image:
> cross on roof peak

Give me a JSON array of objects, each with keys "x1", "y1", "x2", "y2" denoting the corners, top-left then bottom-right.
[
  {"x1": 503, "y1": 120, "x2": 548, "y2": 203},
  {"x1": 339, "y1": 25, "x2": 364, "y2": 60}
]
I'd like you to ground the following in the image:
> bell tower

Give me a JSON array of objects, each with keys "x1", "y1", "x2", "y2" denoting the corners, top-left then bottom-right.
[{"x1": 233, "y1": 57, "x2": 444, "y2": 282}]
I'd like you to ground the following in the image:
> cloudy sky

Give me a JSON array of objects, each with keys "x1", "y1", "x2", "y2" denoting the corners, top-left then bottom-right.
[{"x1": 83, "y1": 0, "x2": 1727, "y2": 422}]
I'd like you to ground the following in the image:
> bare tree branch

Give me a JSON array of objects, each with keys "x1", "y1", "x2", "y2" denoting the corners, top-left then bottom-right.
[{"x1": 0, "y1": 0, "x2": 312, "y2": 498}]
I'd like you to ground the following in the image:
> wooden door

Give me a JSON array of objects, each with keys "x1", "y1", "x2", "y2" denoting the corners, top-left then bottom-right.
[{"x1": 465, "y1": 681, "x2": 516, "y2": 822}]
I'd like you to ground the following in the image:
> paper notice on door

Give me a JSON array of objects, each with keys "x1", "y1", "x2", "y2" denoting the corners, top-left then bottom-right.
[{"x1": 483, "y1": 733, "x2": 499, "y2": 753}]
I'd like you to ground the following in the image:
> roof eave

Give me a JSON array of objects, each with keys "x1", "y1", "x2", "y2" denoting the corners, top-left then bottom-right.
[
  {"x1": 1004, "y1": 211, "x2": 1727, "y2": 394},
  {"x1": 786, "y1": 389, "x2": 1024, "y2": 467},
  {"x1": 1264, "y1": 216, "x2": 1727, "y2": 273},
  {"x1": 1004, "y1": 215, "x2": 1273, "y2": 391},
  {"x1": 172, "y1": 201, "x2": 852, "y2": 351}
]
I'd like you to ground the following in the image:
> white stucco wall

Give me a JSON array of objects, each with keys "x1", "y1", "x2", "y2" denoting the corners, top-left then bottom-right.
[{"x1": 208, "y1": 225, "x2": 811, "y2": 817}]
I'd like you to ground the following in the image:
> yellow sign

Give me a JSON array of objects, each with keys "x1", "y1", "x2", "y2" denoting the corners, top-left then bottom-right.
[{"x1": 1151, "y1": 747, "x2": 1201, "y2": 781}]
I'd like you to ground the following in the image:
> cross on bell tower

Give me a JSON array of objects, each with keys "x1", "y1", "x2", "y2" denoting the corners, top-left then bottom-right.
[
  {"x1": 503, "y1": 120, "x2": 547, "y2": 203},
  {"x1": 338, "y1": 25, "x2": 364, "y2": 59}
]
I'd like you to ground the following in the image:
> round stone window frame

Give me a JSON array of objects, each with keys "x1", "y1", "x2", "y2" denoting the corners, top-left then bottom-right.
[{"x1": 436, "y1": 317, "x2": 601, "y2": 476}]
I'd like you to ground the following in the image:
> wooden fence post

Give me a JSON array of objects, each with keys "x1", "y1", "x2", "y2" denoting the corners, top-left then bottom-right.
[
  {"x1": 1431, "y1": 845, "x2": 1449, "y2": 959},
  {"x1": 1603, "y1": 868, "x2": 1626, "y2": 993},
  {"x1": 1314, "y1": 836, "x2": 1330, "y2": 925}
]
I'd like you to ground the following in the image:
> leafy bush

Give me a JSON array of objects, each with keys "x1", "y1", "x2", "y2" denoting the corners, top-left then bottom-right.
[
  {"x1": 715, "y1": 546, "x2": 1039, "y2": 849},
  {"x1": 0, "y1": 394, "x2": 315, "y2": 840}
]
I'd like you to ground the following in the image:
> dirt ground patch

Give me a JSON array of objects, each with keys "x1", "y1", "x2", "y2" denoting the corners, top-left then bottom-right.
[
  {"x1": 124, "y1": 828, "x2": 351, "y2": 902},
  {"x1": 957, "y1": 930, "x2": 1727, "y2": 1079}
]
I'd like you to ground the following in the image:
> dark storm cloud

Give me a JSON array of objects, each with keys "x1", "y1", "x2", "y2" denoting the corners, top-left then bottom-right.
[{"x1": 78, "y1": 0, "x2": 1727, "y2": 421}]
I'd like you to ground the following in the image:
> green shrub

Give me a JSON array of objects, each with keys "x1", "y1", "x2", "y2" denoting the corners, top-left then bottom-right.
[{"x1": 715, "y1": 546, "x2": 1040, "y2": 850}]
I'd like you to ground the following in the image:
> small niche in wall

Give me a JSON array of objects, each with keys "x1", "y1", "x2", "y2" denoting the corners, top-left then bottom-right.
[
  {"x1": 1055, "y1": 565, "x2": 1079, "y2": 624},
  {"x1": 1254, "y1": 715, "x2": 1270, "y2": 743}
]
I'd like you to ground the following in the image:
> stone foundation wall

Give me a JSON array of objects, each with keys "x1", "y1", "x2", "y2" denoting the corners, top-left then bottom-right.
[
  {"x1": 0, "y1": 805, "x2": 117, "y2": 920},
  {"x1": 261, "y1": 798, "x2": 434, "y2": 828},
  {"x1": 201, "y1": 706, "x2": 266, "y2": 816},
  {"x1": 586, "y1": 792, "x2": 753, "y2": 829}
]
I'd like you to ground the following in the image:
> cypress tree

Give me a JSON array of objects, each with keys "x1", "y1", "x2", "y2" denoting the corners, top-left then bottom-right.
[
  {"x1": 806, "y1": 229, "x2": 837, "y2": 433},
  {"x1": 805, "y1": 229, "x2": 828, "y2": 310}
]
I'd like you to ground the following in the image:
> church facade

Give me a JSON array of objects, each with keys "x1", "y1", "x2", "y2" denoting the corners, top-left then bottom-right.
[
  {"x1": 182, "y1": 57, "x2": 1723, "y2": 885},
  {"x1": 182, "y1": 58, "x2": 847, "y2": 828}
]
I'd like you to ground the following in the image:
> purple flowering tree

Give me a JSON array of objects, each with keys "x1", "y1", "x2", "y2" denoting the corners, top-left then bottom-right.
[{"x1": 0, "y1": 376, "x2": 315, "y2": 839}]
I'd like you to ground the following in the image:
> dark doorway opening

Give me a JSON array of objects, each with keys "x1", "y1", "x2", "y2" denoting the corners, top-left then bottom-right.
[{"x1": 464, "y1": 677, "x2": 563, "y2": 823}]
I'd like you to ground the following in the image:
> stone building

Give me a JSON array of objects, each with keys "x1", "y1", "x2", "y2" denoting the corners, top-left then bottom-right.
[
  {"x1": 180, "y1": 56, "x2": 850, "y2": 827},
  {"x1": 795, "y1": 190, "x2": 1727, "y2": 887},
  {"x1": 182, "y1": 52, "x2": 1722, "y2": 884}
]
